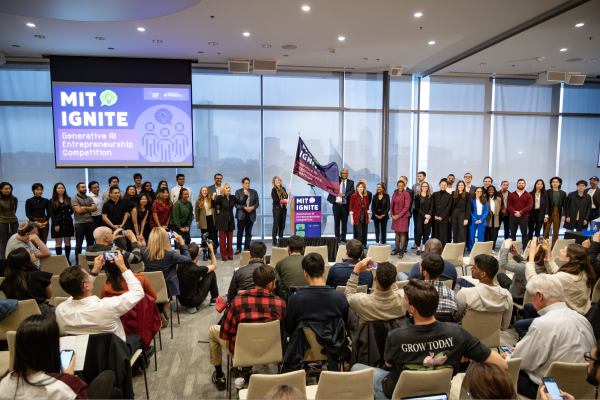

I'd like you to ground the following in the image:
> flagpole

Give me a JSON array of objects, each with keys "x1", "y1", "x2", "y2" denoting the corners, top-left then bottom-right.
[{"x1": 289, "y1": 132, "x2": 300, "y2": 193}]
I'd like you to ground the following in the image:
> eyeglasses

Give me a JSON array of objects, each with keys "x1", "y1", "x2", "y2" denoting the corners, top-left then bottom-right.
[
  {"x1": 465, "y1": 389, "x2": 472, "y2": 399},
  {"x1": 584, "y1": 351, "x2": 598, "y2": 363}
]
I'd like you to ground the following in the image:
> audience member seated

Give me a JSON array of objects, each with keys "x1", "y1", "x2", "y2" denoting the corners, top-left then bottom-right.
[
  {"x1": 208, "y1": 265, "x2": 286, "y2": 391},
  {"x1": 85, "y1": 227, "x2": 143, "y2": 270},
  {"x1": 226, "y1": 241, "x2": 283, "y2": 304},
  {"x1": 263, "y1": 385, "x2": 306, "y2": 400},
  {"x1": 283, "y1": 253, "x2": 349, "y2": 371},
  {"x1": 455, "y1": 254, "x2": 512, "y2": 330},
  {"x1": 0, "y1": 248, "x2": 53, "y2": 316},
  {"x1": 344, "y1": 259, "x2": 405, "y2": 330},
  {"x1": 351, "y1": 279, "x2": 507, "y2": 400},
  {"x1": 56, "y1": 252, "x2": 149, "y2": 370},
  {"x1": 275, "y1": 235, "x2": 308, "y2": 290},
  {"x1": 101, "y1": 256, "x2": 157, "y2": 300},
  {"x1": 419, "y1": 252, "x2": 457, "y2": 321},
  {"x1": 463, "y1": 362, "x2": 516, "y2": 400},
  {"x1": 505, "y1": 274, "x2": 595, "y2": 399},
  {"x1": 497, "y1": 238, "x2": 546, "y2": 304},
  {"x1": 177, "y1": 242, "x2": 219, "y2": 314},
  {"x1": 0, "y1": 315, "x2": 123, "y2": 399},
  {"x1": 326, "y1": 239, "x2": 373, "y2": 289},
  {"x1": 5, "y1": 221, "x2": 51, "y2": 268},
  {"x1": 396, "y1": 238, "x2": 457, "y2": 289},
  {"x1": 583, "y1": 231, "x2": 600, "y2": 281}
]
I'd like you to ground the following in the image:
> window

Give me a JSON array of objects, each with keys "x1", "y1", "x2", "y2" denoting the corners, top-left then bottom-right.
[
  {"x1": 192, "y1": 70, "x2": 260, "y2": 106},
  {"x1": 263, "y1": 72, "x2": 340, "y2": 107},
  {"x1": 559, "y1": 117, "x2": 600, "y2": 190},
  {"x1": 495, "y1": 79, "x2": 553, "y2": 113},
  {"x1": 429, "y1": 77, "x2": 486, "y2": 112}
]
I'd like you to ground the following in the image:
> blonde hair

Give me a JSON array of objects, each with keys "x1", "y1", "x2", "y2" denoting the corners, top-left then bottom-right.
[
  {"x1": 220, "y1": 183, "x2": 230, "y2": 195},
  {"x1": 144, "y1": 227, "x2": 172, "y2": 261},
  {"x1": 272, "y1": 176, "x2": 283, "y2": 189},
  {"x1": 196, "y1": 186, "x2": 211, "y2": 210}
]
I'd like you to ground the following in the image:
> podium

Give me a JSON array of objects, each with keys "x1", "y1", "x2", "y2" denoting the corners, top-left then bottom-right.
[{"x1": 290, "y1": 196, "x2": 322, "y2": 237}]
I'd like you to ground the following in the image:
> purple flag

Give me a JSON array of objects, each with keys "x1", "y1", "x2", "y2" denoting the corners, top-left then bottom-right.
[{"x1": 293, "y1": 137, "x2": 340, "y2": 197}]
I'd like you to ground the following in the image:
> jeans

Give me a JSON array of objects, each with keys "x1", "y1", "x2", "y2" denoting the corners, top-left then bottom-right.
[
  {"x1": 397, "y1": 272, "x2": 409, "y2": 281},
  {"x1": 332, "y1": 203, "x2": 349, "y2": 241},
  {"x1": 75, "y1": 222, "x2": 96, "y2": 256},
  {"x1": 236, "y1": 214, "x2": 254, "y2": 251},
  {"x1": 351, "y1": 364, "x2": 388, "y2": 400},
  {"x1": 514, "y1": 303, "x2": 538, "y2": 337}
]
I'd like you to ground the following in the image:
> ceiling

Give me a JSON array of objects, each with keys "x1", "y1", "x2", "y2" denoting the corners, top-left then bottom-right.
[{"x1": 1, "y1": 0, "x2": 597, "y2": 77}]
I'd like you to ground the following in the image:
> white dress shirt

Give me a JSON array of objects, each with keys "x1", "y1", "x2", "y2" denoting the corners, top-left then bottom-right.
[
  {"x1": 55, "y1": 270, "x2": 144, "y2": 342},
  {"x1": 336, "y1": 179, "x2": 348, "y2": 204},
  {"x1": 476, "y1": 199, "x2": 483, "y2": 215},
  {"x1": 489, "y1": 198, "x2": 495, "y2": 214},
  {"x1": 89, "y1": 192, "x2": 104, "y2": 217},
  {"x1": 446, "y1": 187, "x2": 455, "y2": 194},
  {"x1": 508, "y1": 302, "x2": 595, "y2": 385},
  {"x1": 589, "y1": 188, "x2": 597, "y2": 209},
  {"x1": 170, "y1": 185, "x2": 192, "y2": 205}
]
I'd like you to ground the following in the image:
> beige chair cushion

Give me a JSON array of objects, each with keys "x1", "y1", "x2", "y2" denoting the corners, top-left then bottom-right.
[
  {"x1": 233, "y1": 319, "x2": 283, "y2": 368},
  {"x1": 535, "y1": 361, "x2": 595, "y2": 400},
  {"x1": 143, "y1": 271, "x2": 170, "y2": 303},
  {"x1": 461, "y1": 310, "x2": 503, "y2": 348},
  {"x1": 391, "y1": 368, "x2": 453, "y2": 399},
  {"x1": 241, "y1": 370, "x2": 306, "y2": 400},
  {"x1": 40, "y1": 255, "x2": 70, "y2": 275},
  {"x1": 0, "y1": 300, "x2": 41, "y2": 340},
  {"x1": 315, "y1": 369, "x2": 374, "y2": 399},
  {"x1": 366, "y1": 245, "x2": 391, "y2": 263}
]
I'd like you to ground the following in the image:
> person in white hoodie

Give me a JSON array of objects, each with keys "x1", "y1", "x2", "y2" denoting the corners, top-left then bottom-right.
[{"x1": 455, "y1": 254, "x2": 513, "y2": 330}]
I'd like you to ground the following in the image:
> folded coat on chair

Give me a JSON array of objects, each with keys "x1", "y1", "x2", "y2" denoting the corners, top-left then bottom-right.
[
  {"x1": 283, "y1": 318, "x2": 348, "y2": 366},
  {"x1": 118, "y1": 293, "x2": 162, "y2": 352}
]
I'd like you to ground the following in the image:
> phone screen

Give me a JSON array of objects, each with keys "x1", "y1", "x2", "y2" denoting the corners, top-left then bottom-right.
[
  {"x1": 103, "y1": 251, "x2": 115, "y2": 261},
  {"x1": 500, "y1": 346, "x2": 512, "y2": 355},
  {"x1": 367, "y1": 260, "x2": 378, "y2": 270},
  {"x1": 543, "y1": 378, "x2": 562, "y2": 400},
  {"x1": 167, "y1": 231, "x2": 173, "y2": 239},
  {"x1": 60, "y1": 350, "x2": 74, "y2": 371}
]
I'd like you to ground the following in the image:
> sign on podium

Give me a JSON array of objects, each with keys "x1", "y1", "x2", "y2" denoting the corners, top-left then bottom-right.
[{"x1": 290, "y1": 196, "x2": 322, "y2": 237}]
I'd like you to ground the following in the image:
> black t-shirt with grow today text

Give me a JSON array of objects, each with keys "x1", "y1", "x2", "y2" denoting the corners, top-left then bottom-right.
[{"x1": 381, "y1": 320, "x2": 491, "y2": 398}]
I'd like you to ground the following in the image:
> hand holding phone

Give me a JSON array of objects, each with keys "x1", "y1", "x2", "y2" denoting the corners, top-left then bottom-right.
[
  {"x1": 500, "y1": 346, "x2": 512, "y2": 355},
  {"x1": 367, "y1": 260, "x2": 378, "y2": 270},
  {"x1": 60, "y1": 350, "x2": 75, "y2": 374},
  {"x1": 103, "y1": 252, "x2": 116, "y2": 261},
  {"x1": 542, "y1": 378, "x2": 563, "y2": 400}
]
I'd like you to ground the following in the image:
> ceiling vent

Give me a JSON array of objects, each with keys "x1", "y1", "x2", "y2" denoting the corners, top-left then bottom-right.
[
  {"x1": 253, "y1": 59, "x2": 277, "y2": 74},
  {"x1": 566, "y1": 73, "x2": 586, "y2": 85},
  {"x1": 228, "y1": 59, "x2": 250, "y2": 74},
  {"x1": 389, "y1": 65, "x2": 403, "y2": 76},
  {"x1": 536, "y1": 71, "x2": 566, "y2": 85}
]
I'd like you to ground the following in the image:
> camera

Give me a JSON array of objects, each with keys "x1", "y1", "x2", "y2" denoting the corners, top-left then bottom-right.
[
  {"x1": 509, "y1": 245, "x2": 515, "y2": 252},
  {"x1": 200, "y1": 232, "x2": 212, "y2": 248}
]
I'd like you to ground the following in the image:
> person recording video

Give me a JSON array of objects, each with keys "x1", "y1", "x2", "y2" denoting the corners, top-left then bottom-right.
[{"x1": 176, "y1": 240, "x2": 219, "y2": 314}]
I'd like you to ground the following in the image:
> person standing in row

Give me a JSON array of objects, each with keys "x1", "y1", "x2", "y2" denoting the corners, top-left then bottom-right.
[
  {"x1": 371, "y1": 183, "x2": 390, "y2": 246},
  {"x1": 464, "y1": 172, "x2": 476, "y2": 195},
  {"x1": 88, "y1": 181, "x2": 104, "y2": 228},
  {"x1": 469, "y1": 187, "x2": 488, "y2": 250},
  {"x1": 585, "y1": 176, "x2": 600, "y2": 227},
  {"x1": 196, "y1": 186, "x2": 216, "y2": 261},
  {"x1": 235, "y1": 178, "x2": 259, "y2": 255},
  {"x1": 391, "y1": 180, "x2": 411, "y2": 258},
  {"x1": 71, "y1": 182, "x2": 97, "y2": 257},
  {"x1": 414, "y1": 182, "x2": 433, "y2": 255},
  {"x1": 499, "y1": 181, "x2": 511, "y2": 240},
  {"x1": 25, "y1": 183, "x2": 49, "y2": 244},
  {"x1": 446, "y1": 174, "x2": 456, "y2": 193},
  {"x1": 400, "y1": 176, "x2": 414, "y2": 253},
  {"x1": 141, "y1": 181, "x2": 155, "y2": 207},
  {"x1": 49, "y1": 183, "x2": 74, "y2": 261},
  {"x1": 0, "y1": 183, "x2": 19, "y2": 259},
  {"x1": 100, "y1": 176, "x2": 124, "y2": 202},
  {"x1": 155, "y1": 181, "x2": 168, "y2": 199},
  {"x1": 327, "y1": 169, "x2": 354, "y2": 243},
  {"x1": 482, "y1": 176, "x2": 493, "y2": 191},
  {"x1": 151, "y1": 188, "x2": 172, "y2": 232},
  {"x1": 171, "y1": 188, "x2": 194, "y2": 246},
  {"x1": 133, "y1": 173, "x2": 143, "y2": 195},
  {"x1": 122, "y1": 185, "x2": 138, "y2": 251},
  {"x1": 169, "y1": 174, "x2": 192, "y2": 205},
  {"x1": 350, "y1": 182, "x2": 370, "y2": 248},
  {"x1": 411, "y1": 171, "x2": 427, "y2": 250},
  {"x1": 271, "y1": 176, "x2": 290, "y2": 246},
  {"x1": 132, "y1": 193, "x2": 151, "y2": 245},
  {"x1": 213, "y1": 183, "x2": 248, "y2": 261},
  {"x1": 485, "y1": 186, "x2": 502, "y2": 253},
  {"x1": 102, "y1": 185, "x2": 129, "y2": 250},
  {"x1": 528, "y1": 179, "x2": 549, "y2": 240},
  {"x1": 433, "y1": 179, "x2": 452, "y2": 248},
  {"x1": 452, "y1": 180, "x2": 470, "y2": 245},
  {"x1": 544, "y1": 177, "x2": 567, "y2": 247},
  {"x1": 208, "y1": 173, "x2": 223, "y2": 251},
  {"x1": 507, "y1": 179, "x2": 533, "y2": 245},
  {"x1": 564, "y1": 180, "x2": 591, "y2": 232}
]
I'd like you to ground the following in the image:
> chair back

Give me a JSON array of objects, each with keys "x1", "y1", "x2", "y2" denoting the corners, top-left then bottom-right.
[
  {"x1": 129, "y1": 261, "x2": 145, "y2": 273},
  {"x1": 461, "y1": 310, "x2": 503, "y2": 348},
  {"x1": 467, "y1": 242, "x2": 493, "y2": 266},
  {"x1": 0, "y1": 300, "x2": 41, "y2": 337},
  {"x1": 336, "y1": 245, "x2": 346, "y2": 263},
  {"x1": 302, "y1": 327, "x2": 328, "y2": 362},
  {"x1": 441, "y1": 242, "x2": 465, "y2": 267},
  {"x1": 507, "y1": 358, "x2": 522, "y2": 397},
  {"x1": 366, "y1": 245, "x2": 391, "y2": 263},
  {"x1": 0, "y1": 278, "x2": 5, "y2": 300},
  {"x1": 40, "y1": 255, "x2": 70, "y2": 275},
  {"x1": 551, "y1": 239, "x2": 576, "y2": 258},
  {"x1": 246, "y1": 370, "x2": 306, "y2": 399},
  {"x1": 77, "y1": 254, "x2": 88, "y2": 269},
  {"x1": 50, "y1": 275, "x2": 70, "y2": 300},
  {"x1": 442, "y1": 279, "x2": 453, "y2": 289},
  {"x1": 54, "y1": 297, "x2": 69, "y2": 307},
  {"x1": 270, "y1": 247, "x2": 289, "y2": 268},
  {"x1": 592, "y1": 277, "x2": 600, "y2": 304},
  {"x1": 305, "y1": 246, "x2": 329, "y2": 264},
  {"x1": 315, "y1": 369, "x2": 374, "y2": 399},
  {"x1": 239, "y1": 251, "x2": 251, "y2": 268},
  {"x1": 323, "y1": 264, "x2": 331, "y2": 284},
  {"x1": 91, "y1": 273, "x2": 108, "y2": 298},
  {"x1": 233, "y1": 319, "x2": 283, "y2": 368},
  {"x1": 395, "y1": 280, "x2": 409, "y2": 290},
  {"x1": 396, "y1": 262, "x2": 415, "y2": 275},
  {"x1": 523, "y1": 290, "x2": 533, "y2": 305},
  {"x1": 391, "y1": 368, "x2": 453, "y2": 399},
  {"x1": 7, "y1": 331, "x2": 15, "y2": 371},
  {"x1": 336, "y1": 285, "x2": 368, "y2": 294},
  {"x1": 538, "y1": 362, "x2": 595, "y2": 399},
  {"x1": 143, "y1": 271, "x2": 170, "y2": 303}
]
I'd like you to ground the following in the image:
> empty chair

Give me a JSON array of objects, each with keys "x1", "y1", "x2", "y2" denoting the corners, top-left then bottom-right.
[
  {"x1": 396, "y1": 262, "x2": 415, "y2": 276},
  {"x1": 336, "y1": 285, "x2": 368, "y2": 294},
  {"x1": 391, "y1": 368, "x2": 453, "y2": 399},
  {"x1": 239, "y1": 250, "x2": 250, "y2": 267},
  {"x1": 239, "y1": 370, "x2": 306, "y2": 400},
  {"x1": 366, "y1": 245, "x2": 391, "y2": 263},
  {"x1": 270, "y1": 247, "x2": 288, "y2": 268},
  {"x1": 464, "y1": 241, "x2": 493, "y2": 275},
  {"x1": 305, "y1": 246, "x2": 332, "y2": 266},
  {"x1": 40, "y1": 255, "x2": 70, "y2": 275},
  {"x1": 535, "y1": 361, "x2": 595, "y2": 400},
  {"x1": 336, "y1": 245, "x2": 346, "y2": 263},
  {"x1": 441, "y1": 242, "x2": 465, "y2": 269},
  {"x1": 308, "y1": 369, "x2": 374, "y2": 399},
  {"x1": 0, "y1": 300, "x2": 41, "y2": 339},
  {"x1": 551, "y1": 239, "x2": 576, "y2": 258},
  {"x1": 461, "y1": 310, "x2": 503, "y2": 349}
]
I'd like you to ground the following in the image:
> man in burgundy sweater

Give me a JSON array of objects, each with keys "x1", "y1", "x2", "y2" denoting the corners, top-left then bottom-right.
[{"x1": 507, "y1": 179, "x2": 533, "y2": 246}]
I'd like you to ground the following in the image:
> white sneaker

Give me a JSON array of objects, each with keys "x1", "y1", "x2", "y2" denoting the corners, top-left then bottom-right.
[{"x1": 491, "y1": 250, "x2": 496, "y2": 254}]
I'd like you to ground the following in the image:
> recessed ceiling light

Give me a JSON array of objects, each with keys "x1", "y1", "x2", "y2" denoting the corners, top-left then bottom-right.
[
  {"x1": 362, "y1": 58, "x2": 368, "y2": 61},
  {"x1": 208, "y1": 42, "x2": 218, "y2": 46},
  {"x1": 262, "y1": 44, "x2": 272, "y2": 48},
  {"x1": 12, "y1": 45, "x2": 20, "y2": 47},
  {"x1": 283, "y1": 55, "x2": 289, "y2": 57},
  {"x1": 243, "y1": 32, "x2": 250, "y2": 36},
  {"x1": 479, "y1": 63, "x2": 486, "y2": 65},
  {"x1": 137, "y1": 27, "x2": 145, "y2": 32},
  {"x1": 414, "y1": 12, "x2": 423, "y2": 17},
  {"x1": 589, "y1": 59, "x2": 598, "y2": 62},
  {"x1": 302, "y1": 5, "x2": 310, "y2": 11},
  {"x1": 26, "y1": 23, "x2": 35, "y2": 27},
  {"x1": 518, "y1": 152, "x2": 523, "y2": 154},
  {"x1": 560, "y1": 48, "x2": 567, "y2": 51},
  {"x1": 575, "y1": 23, "x2": 584, "y2": 27},
  {"x1": 428, "y1": 41, "x2": 435, "y2": 45},
  {"x1": 152, "y1": 39, "x2": 163, "y2": 43},
  {"x1": 198, "y1": 51, "x2": 204, "y2": 53},
  {"x1": 95, "y1": 37, "x2": 105, "y2": 41},
  {"x1": 338, "y1": 36, "x2": 345, "y2": 41},
  {"x1": 282, "y1": 44, "x2": 297, "y2": 50},
  {"x1": 550, "y1": 66, "x2": 556, "y2": 68},
  {"x1": 34, "y1": 35, "x2": 45, "y2": 39},
  {"x1": 108, "y1": 47, "x2": 115, "y2": 50}
]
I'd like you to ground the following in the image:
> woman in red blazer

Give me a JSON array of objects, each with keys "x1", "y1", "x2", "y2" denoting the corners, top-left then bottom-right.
[{"x1": 350, "y1": 182, "x2": 370, "y2": 248}]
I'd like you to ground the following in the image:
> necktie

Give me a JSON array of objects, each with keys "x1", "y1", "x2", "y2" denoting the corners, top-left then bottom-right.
[{"x1": 341, "y1": 180, "x2": 346, "y2": 204}]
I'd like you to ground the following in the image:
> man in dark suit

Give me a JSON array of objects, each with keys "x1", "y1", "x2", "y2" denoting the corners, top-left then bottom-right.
[
  {"x1": 327, "y1": 169, "x2": 354, "y2": 242},
  {"x1": 585, "y1": 176, "x2": 600, "y2": 228},
  {"x1": 499, "y1": 181, "x2": 511, "y2": 240},
  {"x1": 400, "y1": 176, "x2": 414, "y2": 252},
  {"x1": 208, "y1": 173, "x2": 223, "y2": 250},
  {"x1": 234, "y1": 177, "x2": 260, "y2": 254}
]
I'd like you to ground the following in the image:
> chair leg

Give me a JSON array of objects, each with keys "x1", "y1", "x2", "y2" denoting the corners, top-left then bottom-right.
[
  {"x1": 158, "y1": 329, "x2": 162, "y2": 350},
  {"x1": 154, "y1": 337, "x2": 157, "y2": 371},
  {"x1": 176, "y1": 297, "x2": 180, "y2": 324},
  {"x1": 170, "y1": 303, "x2": 173, "y2": 339},
  {"x1": 227, "y1": 355, "x2": 231, "y2": 399},
  {"x1": 143, "y1": 361, "x2": 149, "y2": 399}
]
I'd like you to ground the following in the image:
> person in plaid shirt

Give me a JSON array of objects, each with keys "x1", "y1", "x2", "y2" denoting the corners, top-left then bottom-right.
[
  {"x1": 419, "y1": 252, "x2": 457, "y2": 320},
  {"x1": 208, "y1": 264, "x2": 286, "y2": 391}
]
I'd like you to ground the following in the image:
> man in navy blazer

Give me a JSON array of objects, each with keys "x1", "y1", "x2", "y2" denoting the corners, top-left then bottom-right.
[
  {"x1": 327, "y1": 169, "x2": 354, "y2": 242},
  {"x1": 234, "y1": 177, "x2": 260, "y2": 254}
]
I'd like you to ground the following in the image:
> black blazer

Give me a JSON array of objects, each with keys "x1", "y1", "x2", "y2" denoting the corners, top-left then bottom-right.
[
  {"x1": 327, "y1": 178, "x2": 355, "y2": 206},
  {"x1": 406, "y1": 188, "x2": 415, "y2": 216},
  {"x1": 433, "y1": 191, "x2": 452, "y2": 223},
  {"x1": 414, "y1": 194, "x2": 434, "y2": 223},
  {"x1": 212, "y1": 194, "x2": 248, "y2": 232},
  {"x1": 529, "y1": 191, "x2": 550, "y2": 222},
  {"x1": 585, "y1": 187, "x2": 600, "y2": 209},
  {"x1": 564, "y1": 192, "x2": 591, "y2": 231},
  {"x1": 366, "y1": 191, "x2": 373, "y2": 207},
  {"x1": 371, "y1": 193, "x2": 390, "y2": 220},
  {"x1": 546, "y1": 189, "x2": 567, "y2": 218},
  {"x1": 271, "y1": 187, "x2": 289, "y2": 211},
  {"x1": 451, "y1": 193, "x2": 471, "y2": 218}
]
